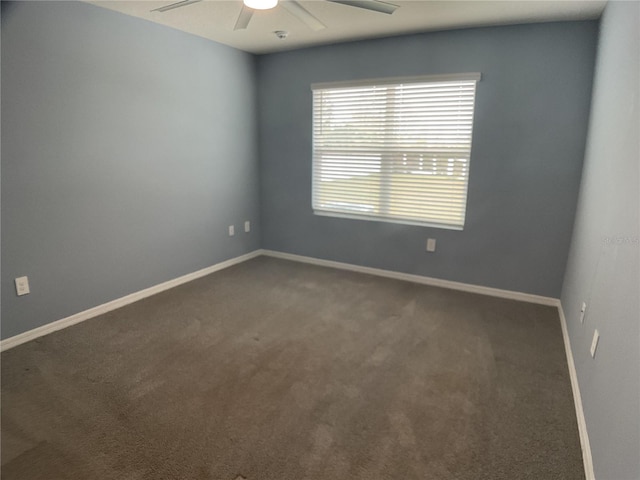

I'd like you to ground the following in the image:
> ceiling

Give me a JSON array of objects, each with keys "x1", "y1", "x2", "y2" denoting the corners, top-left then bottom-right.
[{"x1": 88, "y1": 0, "x2": 606, "y2": 54}]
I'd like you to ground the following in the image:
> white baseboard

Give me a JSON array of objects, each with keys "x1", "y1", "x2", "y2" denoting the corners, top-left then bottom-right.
[
  {"x1": 261, "y1": 249, "x2": 558, "y2": 306},
  {"x1": 0, "y1": 250, "x2": 263, "y2": 352},
  {"x1": 557, "y1": 302, "x2": 595, "y2": 480}
]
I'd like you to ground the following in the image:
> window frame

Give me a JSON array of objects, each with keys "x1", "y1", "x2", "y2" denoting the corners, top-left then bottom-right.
[{"x1": 311, "y1": 72, "x2": 481, "y2": 231}]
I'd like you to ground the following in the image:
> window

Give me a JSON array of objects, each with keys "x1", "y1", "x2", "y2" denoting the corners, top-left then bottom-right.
[{"x1": 311, "y1": 73, "x2": 480, "y2": 230}]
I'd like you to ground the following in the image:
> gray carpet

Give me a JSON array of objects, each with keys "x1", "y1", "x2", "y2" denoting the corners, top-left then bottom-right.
[{"x1": 1, "y1": 256, "x2": 584, "y2": 479}]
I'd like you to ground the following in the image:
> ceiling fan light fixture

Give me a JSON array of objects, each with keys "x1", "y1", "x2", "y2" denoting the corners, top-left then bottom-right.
[{"x1": 244, "y1": 0, "x2": 278, "y2": 10}]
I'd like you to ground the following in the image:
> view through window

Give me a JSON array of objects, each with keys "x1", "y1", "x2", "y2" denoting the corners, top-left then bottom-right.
[{"x1": 312, "y1": 73, "x2": 480, "y2": 229}]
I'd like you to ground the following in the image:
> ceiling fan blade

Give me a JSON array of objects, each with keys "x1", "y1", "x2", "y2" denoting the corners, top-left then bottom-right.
[
  {"x1": 282, "y1": 1, "x2": 327, "y2": 31},
  {"x1": 151, "y1": 0, "x2": 202, "y2": 13},
  {"x1": 326, "y1": 0, "x2": 398, "y2": 15},
  {"x1": 234, "y1": 4, "x2": 254, "y2": 30}
]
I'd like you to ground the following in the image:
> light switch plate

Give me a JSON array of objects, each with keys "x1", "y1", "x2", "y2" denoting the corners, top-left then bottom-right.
[
  {"x1": 244, "y1": 221, "x2": 250, "y2": 233},
  {"x1": 426, "y1": 238, "x2": 436, "y2": 252},
  {"x1": 228, "y1": 225, "x2": 235, "y2": 236}
]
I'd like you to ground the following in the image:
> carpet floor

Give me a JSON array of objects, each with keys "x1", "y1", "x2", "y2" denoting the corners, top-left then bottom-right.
[{"x1": 1, "y1": 256, "x2": 584, "y2": 479}]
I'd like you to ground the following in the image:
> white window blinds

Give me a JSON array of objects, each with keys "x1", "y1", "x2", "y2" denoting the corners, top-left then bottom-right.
[{"x1": 311, "y1": 73, "x2": 480, "y2": 230}]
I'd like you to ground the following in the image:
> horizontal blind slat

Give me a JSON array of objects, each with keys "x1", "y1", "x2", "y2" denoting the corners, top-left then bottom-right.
[{"x1": 313, "y1": 75, "x2": 477, "y2": 228}]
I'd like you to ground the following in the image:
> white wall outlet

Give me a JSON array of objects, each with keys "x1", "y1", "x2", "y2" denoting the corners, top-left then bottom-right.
[
  {"x1": 15, "y1": 276, "x2": 30, "y2": 296},
  {"x1": 590, "y1": 329, "x2": 600, "y2": 358},
  {"x1": 426, "y1": 238, "x2": 437, "y2": 252},
  {"x1": 228, "y1": 225, "x2": 235, "y2": 236},
  {"x1": 244, "y1": 221, "x2": 251, "y2": 233},
  {"x1": 580, "y1": 302, "x2": 587, "y2": 323}
]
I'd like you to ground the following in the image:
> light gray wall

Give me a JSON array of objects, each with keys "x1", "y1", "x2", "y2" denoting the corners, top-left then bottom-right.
[
  {"x1": 1, "y1": 1, "x2": 260, "y2": 339},
  {"x1": 257, "y1": 22, "x2": 598, "y2": 298},
  {"x1": 560, "y1": 2, "x2": 640, "y2": 479}
]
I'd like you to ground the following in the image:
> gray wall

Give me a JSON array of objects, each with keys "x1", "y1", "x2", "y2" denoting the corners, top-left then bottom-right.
[
  {"x1": 257, "y1": 22, "x2": 598, "y2": 298},
  {"x1": 1, "y1": 1, "x2": 260, "y2": 339},
  {"x1": 561, "y1": 2, "x2": 640, "y2": 479}
]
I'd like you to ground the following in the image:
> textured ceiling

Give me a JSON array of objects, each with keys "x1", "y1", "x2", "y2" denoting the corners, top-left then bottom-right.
[{"x1": 88, "y1": 0, "x2": 606, "y2": 54}]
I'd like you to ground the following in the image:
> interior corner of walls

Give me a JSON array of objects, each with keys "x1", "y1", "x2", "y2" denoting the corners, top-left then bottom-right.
[{"x1": 2, "y1": 0, "x2": 262, "y2": 347}]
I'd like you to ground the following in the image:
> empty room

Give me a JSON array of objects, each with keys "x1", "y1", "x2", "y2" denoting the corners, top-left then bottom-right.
[{"x1": 1, "y1": 1, "x2": 638, "y2": 479}]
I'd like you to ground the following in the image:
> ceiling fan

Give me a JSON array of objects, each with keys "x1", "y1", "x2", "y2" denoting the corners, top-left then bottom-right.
[{"x1": 151, "y1": 0, "x2": 399, "y2": 32}]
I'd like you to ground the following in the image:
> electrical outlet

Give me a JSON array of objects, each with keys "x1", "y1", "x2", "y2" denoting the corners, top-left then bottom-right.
[
  {"x1": 15, "y1": 276, "x2": 30, "y2": 296},
  {"x1": 244, "y1": 221, "x2": 251, "y2": 233},
  {"x1": 426, "y1": 238, "x2": 436, "y2": 252},
  {"x1": 228, "y1": 225, "x2": 235, "y2": 236},
  {"x1": 590, "y1": 329, "x2": 600, "y2": 358},
  {"x1": 580, "y1": 302, "x2": 587, "y2": 323}
]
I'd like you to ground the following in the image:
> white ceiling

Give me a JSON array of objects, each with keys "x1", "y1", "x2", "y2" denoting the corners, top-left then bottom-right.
[{"x1": 88, "y1": 0, "x2": 606, "y2": 54}]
